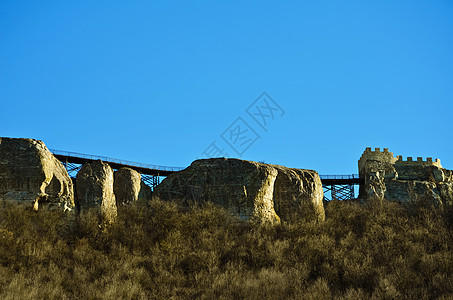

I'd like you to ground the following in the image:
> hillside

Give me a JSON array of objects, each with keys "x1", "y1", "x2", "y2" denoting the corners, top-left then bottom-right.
[{"x1": 0, "y1": 199, "x2": 452, "y2": 299}]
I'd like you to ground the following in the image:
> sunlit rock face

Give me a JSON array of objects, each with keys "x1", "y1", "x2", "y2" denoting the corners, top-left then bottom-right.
[
  {"x1": 76, "y1": 160, "x2": 117, "y2": 222},
  {"x1": 358, "y1": 147, "x2": 453, "y2": 210},
  {"x1": 153, "y1": 158, "x2": 324, "y2": 223},
  {"x1": 272, "y1": 165, "x2": 324, "y2": 222},
  {"x1": 358, "y1": 147, "x2": 398, "y2": 200},
  {"x1": 114, "y1": 167, "x2": 141, "y2": 205},
  {"x1": 0, "y1": 137, "x2": 74, "y2": 211},
  {"x1": 113, "y1": 168, "x2": 153, "y2": 206}
]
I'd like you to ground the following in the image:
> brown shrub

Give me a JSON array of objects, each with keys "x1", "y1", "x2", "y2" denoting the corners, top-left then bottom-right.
[{"x1": 0, "y1": 199, "x2": 452, "y2": 298}]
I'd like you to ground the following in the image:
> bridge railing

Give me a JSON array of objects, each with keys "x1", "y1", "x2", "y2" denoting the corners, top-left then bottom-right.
[
  {"x1": 50, "y1": 149, "x2": 185, "y2": 173},
  {"x1": 50, "y1": 148, "x2": 361, "y2": 182},
  {"x1": 319, "y1": 174, "x2": 360, "y2": 180}
]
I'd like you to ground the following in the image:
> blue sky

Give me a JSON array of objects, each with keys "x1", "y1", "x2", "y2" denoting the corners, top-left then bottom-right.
[{"x1": 1, "y1": 1, "x2": 452, "y2": 175}]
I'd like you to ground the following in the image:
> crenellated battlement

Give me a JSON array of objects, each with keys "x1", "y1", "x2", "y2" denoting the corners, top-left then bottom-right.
[
  {"x1": 363, "y1": 147, "x2": 392, "y2": 154},
  {"x1": 358, "y1": 147, "x2": 397, "y2": 176},
  {"x1": 358, "y1": 147, "x2": 448, "y2": 200},
  {"x1": 358, "y1": 147, "x2": 443, "y2": 177},
  {"x1": 395, "y1": 156, "x2": 442, "y2": 168},
  {"x1": 359, "y1": 148, "x2": 396, "y2": 160}
]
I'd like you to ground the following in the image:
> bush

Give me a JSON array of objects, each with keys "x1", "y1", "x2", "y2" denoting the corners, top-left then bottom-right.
[{"x1": 0, "y1": 199, "x2": 452, "y2": 298}]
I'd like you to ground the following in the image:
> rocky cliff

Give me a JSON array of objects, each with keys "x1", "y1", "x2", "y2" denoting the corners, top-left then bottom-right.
[
  {"x1": 359, "y1": 148, "x2": 453, "y2": 210},
  {"x1": 7, "y1": 136, "x2": 453, "y2": 225},
  {"x1": 0, "y1": 138, "x2": 74, "y2": 210},
  {"x1": 138, "y1": 181, "x2": 153, "y2": 202},
  {"x1": 76, "y1": 160, "x2": 117, "y2": 222},
  {"x1": 114, "y1": 167, "x2": 141, "y2": 205},
  {"x1": 153, "y1": 158, "x2": 324, "y2": 223},
  {"x1": 272, "y1": 165, "x2": 324, "y2": 221}
]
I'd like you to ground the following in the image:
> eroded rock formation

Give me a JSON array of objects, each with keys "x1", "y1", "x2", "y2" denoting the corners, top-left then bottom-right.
[
  {"x1": 273, "y1": 165, "x2": 324, "y2": 221},
  {"x1": 153, "y1": 158, "x2": 324, "y2": 223},
  {"x1": 138, "y1": 181, "x2": 153, "y2": 202},
  {"x1": 114, "y1": 167, "x2": 141, "y2": 205},
  {"x1": 359, "y1": 148, "x2": 453, "y2": 209},
  {"x1": 0, "y1": 137, "x2": 74, "y2": 210},
  {"x1": 76, "y1": 160, "x2": 117, "y2": 222}
]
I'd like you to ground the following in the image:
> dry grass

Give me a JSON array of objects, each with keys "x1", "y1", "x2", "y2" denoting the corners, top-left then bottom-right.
[{"x1": 0, "y1": 199, "x2": 452, "y2": 299}]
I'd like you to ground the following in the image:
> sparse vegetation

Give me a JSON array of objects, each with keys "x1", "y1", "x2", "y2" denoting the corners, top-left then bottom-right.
[{"x1": 1, "y1": 199, "x2": 452, "y2": 299}]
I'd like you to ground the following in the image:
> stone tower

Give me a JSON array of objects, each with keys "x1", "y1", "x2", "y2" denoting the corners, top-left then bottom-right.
[
  {"x1": 358, "y1": 147, "x2": 448, "y2": 207},
  {"x1": 358, "y1": 147, "x2": 398, "y2": 199}
]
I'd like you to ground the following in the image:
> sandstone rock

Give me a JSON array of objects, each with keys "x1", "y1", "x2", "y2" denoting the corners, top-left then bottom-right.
[
  {"x1": 358, "y1": 147, "x2": 453, "y2": 209},
  {"x1": 138, "y1": 181, "x2": 153, "y2": 202},
  {"x1": 76, "y1": 160, "x2": 117, "y2": 222},
  {"x1": 358, "y1": 148, "x2": 397, "y2": 199},
  {"x1": 114, "y1": 168, "x2": 141, "y2": 205},
  {"x1": 153, "y1": 158, "x2": 324, "y2": 223},
  {"x1": 272, "y1": 165, "x2": 324, "y2": 221},
  {"x1": 365, "y1": 171, "x2": 387, "y2": 200},
  {"x1": 0, "y1": 137, "x2": 74, "y2": 210},
  {"x1": 394, "y1": 164, "x2": 438, "y2": 181},
  {"x1": 438, "y1": 182, "x2": 453, "y2": 208},
  {"x1": 385, "y1": 180, "x2": 442, "y2": 206},
  {"x1": 444, "y1": 169, "x2": 453, "y2": 182},
  {"x1": 433, "y1": 168, "x2": 445, "y2": 182}
]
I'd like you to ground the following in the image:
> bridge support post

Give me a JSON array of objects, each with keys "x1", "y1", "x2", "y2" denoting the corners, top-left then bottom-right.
[
  {"x1": 142, "y1": 174, "x2": 161, "y2": 191},
  {"x1": 62, "y1": 162, "x2": 83, "y2": 179},
  {"x1": 323, "y1": 184, "x2": 355, "y2": 201}
]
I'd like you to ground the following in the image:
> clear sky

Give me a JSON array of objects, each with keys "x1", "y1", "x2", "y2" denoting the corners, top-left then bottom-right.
[{"x1": 1, "y1": 1, "x2": 452, "y2": 175}]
